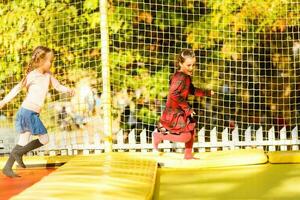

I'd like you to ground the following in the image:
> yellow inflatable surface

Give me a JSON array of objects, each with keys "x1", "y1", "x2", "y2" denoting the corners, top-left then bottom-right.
[
  {"x1": 155, "y1": 163, "x2": 300, "y2": 200},
  {"x1": 151, "y1": 148, "x2": 268, "y2": 169},
  {"x1": 0, "y1": 155, "x2": 74, "y2": 169},
  {"x1": 1, "y1": 149, "x2": 296, "y2": 200},
  {"x1": 268, "y1": 151, "x2": 300, "y2": 163},
  {"x1": 11, "y1": 153, "x2": 157, "y2": 200}
]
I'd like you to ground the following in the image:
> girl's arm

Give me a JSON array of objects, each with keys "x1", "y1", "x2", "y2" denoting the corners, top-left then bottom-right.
[
  {"x1": 50, "y1": 75, "x2": 74, "y2": 95},
  {"x1": 189, "y1": 82, "x2": 213, "y2": 97},
  {"x1": 0, "y1": 81, "x2": 24, "y2": 108},
  {"x1": 170, "y1": 75, "x2": 193, "y2": 116}
]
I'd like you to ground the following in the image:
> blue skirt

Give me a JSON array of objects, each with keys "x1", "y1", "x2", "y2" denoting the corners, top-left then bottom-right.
[{"x1": 15, "y1": 107, "x2": 47, "y2": 135}]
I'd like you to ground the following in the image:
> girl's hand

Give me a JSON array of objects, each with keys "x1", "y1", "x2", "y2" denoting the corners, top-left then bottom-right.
[
  {"x1": 191, "y1": 111, "x2": 196, "y2": 118},
  {"x1": 210, "y1": 90, "x2": 215, "y2": 96},
  {"x1": 0, "y1": 100, "x2": 5, "y2": 109}
]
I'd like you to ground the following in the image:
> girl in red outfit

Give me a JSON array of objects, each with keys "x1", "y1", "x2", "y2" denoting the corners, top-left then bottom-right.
[{"x1": 153, "y1": 49, "x2": 214, "y2": 159}]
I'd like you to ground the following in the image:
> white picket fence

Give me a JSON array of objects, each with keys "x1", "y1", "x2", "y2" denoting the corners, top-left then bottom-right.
[{"x1": 38, "y1": 125, "x2": 300, "y2": 156}]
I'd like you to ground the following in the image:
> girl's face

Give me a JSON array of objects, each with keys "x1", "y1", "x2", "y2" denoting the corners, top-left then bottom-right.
[
  {"x1": 179, "y1": 57, "x2": 196, "y2": 76},
  {"x1": 38, "y1": 52, "x2": 54, "y2": 73}
]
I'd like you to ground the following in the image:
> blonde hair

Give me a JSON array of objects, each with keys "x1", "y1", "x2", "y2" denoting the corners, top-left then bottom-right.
[{"x1": 22, "y1": 46, "x2": 52, "y2": 84}]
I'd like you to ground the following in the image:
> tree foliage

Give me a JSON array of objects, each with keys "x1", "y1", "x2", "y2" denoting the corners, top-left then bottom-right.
[{"x1": 1, "y1": 0, "x2": 300, "y2": 130}]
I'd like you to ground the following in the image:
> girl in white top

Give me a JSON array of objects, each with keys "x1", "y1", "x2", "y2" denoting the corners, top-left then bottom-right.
[{"x1": 1, "y1": 46, "x2": 74, "y2": 177}]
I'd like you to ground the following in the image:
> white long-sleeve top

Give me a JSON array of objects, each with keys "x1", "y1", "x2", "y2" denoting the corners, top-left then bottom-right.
[{"x1": 2, "y1": 70, "x2": 71, "y2": 113}]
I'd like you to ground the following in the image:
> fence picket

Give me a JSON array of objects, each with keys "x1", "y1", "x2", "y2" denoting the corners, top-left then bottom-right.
[
  {"x1": 292, "y1": 126, "x2": 299, "y2": 151},
  {"x1": 245, "y1": 126, "x2": 251, "y2": 149},
  {"x1": 210, "y1": 127, "x2": 217, "y2": 152},
  {"x1": 256, "y1": 126, "x2": 263, "y2": 150},
  {"x1": 37, "y1": 125, "x2": 300, "y2": 155},
  {"x1": 197, "y1": 127, "x2": 205, "y2": 152},
  {"x1": 83, "y1": 130, "x2": 90, "y2": 155},
  {"x1": 280, "y1": 126, "x2": 287, "y2": 151},
  {"x1": 116, "y1": 129, "x2": 124, "y2": 152},
  {"x1": 222, "y1": 128, "x2": 229, "y2": 151},
  {"x1": 268, "y1": 127, "x2": 275, "y2": 151},
  {"x1": 48, "y1": 134, "x2": 56, "y2": 156},
  {"x1": 140, "y1": 129, "x2": 147, "y2": 153},
  {"x1": 232, "y1": 126, "x2": 239, "y2": 150},
  {"x1": 163, "y1": 140, "x2": 171, "y2": 153},
  {"x1": 93, "y1": 133, "x2": 102, "y2": 154},
  {"x1": 128, "y1": 129, "x2": 136, "y2": 152}
]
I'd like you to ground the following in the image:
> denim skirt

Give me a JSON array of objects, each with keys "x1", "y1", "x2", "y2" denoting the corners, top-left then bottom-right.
[{"x1": 15, "y1": 107, "x2": 47, "y2": 135}]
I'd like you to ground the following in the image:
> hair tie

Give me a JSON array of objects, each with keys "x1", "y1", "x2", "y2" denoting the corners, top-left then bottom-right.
[
  {"x1": 181, "y1": 50, "x2": 195, "y2": 58},
  {"x1": 181, "y1": 51, "x2": 185, "y2": 58}
]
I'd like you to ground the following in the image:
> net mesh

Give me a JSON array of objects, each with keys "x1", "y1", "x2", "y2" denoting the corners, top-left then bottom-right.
[
  {"x1": 0, "y1": 0, "x2": 102, "y2": 152},
  {"x1": 110, "y1": 0, "x2": 300, "y2": 145},
  {"x1": 0, "y1": 0, "x2": 300, "y2": 153}
]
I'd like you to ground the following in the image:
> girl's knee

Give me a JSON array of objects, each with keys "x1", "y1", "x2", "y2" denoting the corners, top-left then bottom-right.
[
  {"x1": 182, "y1": 132, "x2": 192, "y2": 142},
  {"x1": 39, "y1": 134, "x2": 49, "y2": 145},
  {"x1": 17, "y1": 132, "x2": 31, "y2": 146}
]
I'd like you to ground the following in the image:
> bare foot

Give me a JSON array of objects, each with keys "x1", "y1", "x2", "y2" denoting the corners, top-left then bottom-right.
[{"x1": 184, "y1": 156, "x2": 199, "y2": 160}]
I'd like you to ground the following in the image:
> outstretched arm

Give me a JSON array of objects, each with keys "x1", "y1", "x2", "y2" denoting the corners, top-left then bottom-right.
[
  {"x1": 0, "y1": 81, "x2": 24, "y2": 108},
  {"x1": 50, "y1": 75, "x2": 73, "y2": 95},
  {"x1": 189, "y1": 82, "x2": 213, "y2": 97}
]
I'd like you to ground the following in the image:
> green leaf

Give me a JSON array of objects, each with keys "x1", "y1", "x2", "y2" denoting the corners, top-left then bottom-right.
[{"x1": 84, "y1": 0, "x2": 98, "y2": 11}]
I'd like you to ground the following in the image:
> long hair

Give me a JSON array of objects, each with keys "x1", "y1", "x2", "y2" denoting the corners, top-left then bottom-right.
[
  {"x1": 175, "y1": 49, "x2": 195, "y2": 67},
  {"x1": 22, "y1": 46, "x2": 52, "y2": 85}
]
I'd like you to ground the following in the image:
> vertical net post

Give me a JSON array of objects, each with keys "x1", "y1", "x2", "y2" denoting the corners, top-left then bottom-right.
[{"x1": 100, "y1": 0, "x2": 112, "y2": 152}]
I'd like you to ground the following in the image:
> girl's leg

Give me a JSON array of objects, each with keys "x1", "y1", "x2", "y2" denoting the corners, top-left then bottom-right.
[
  {"x1": 152, "y1": 129, "x2": 163, "y2": 150},
  {"x1": 12, "y1": 133, "x2": 47, "y2": 168},
  {"x1": 2, "y1": 132, "x2": 31, "y2": 177},
  {"x1": 38, "y1": 134, "x2": 49, "y2": 145},
  {"x1": 153, "y1": 130, "x2": 196, "y2": 159},
  {"x1": 2, "y1": 149, "x2": 21, "y2": 178},
  {"x1": 153, "y1": 130, "x2": 192, "y2": 149},
  {"x1": 162, "y1": 132, "x2": 192, "y2": 143},
  {"x1": 2, "y1": 155, "x2": 20, "y2": 177},
  {"x1": 17, "y1": 132, "x2": 31, "y2": 146},
  {"x1": 184, "y1": 130, "x2": 196, "y2": 160}
]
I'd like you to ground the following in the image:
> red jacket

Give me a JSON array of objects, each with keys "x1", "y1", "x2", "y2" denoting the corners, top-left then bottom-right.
[{"x1": 159, "y1": 71, "x2": 209, "y2": 134}]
